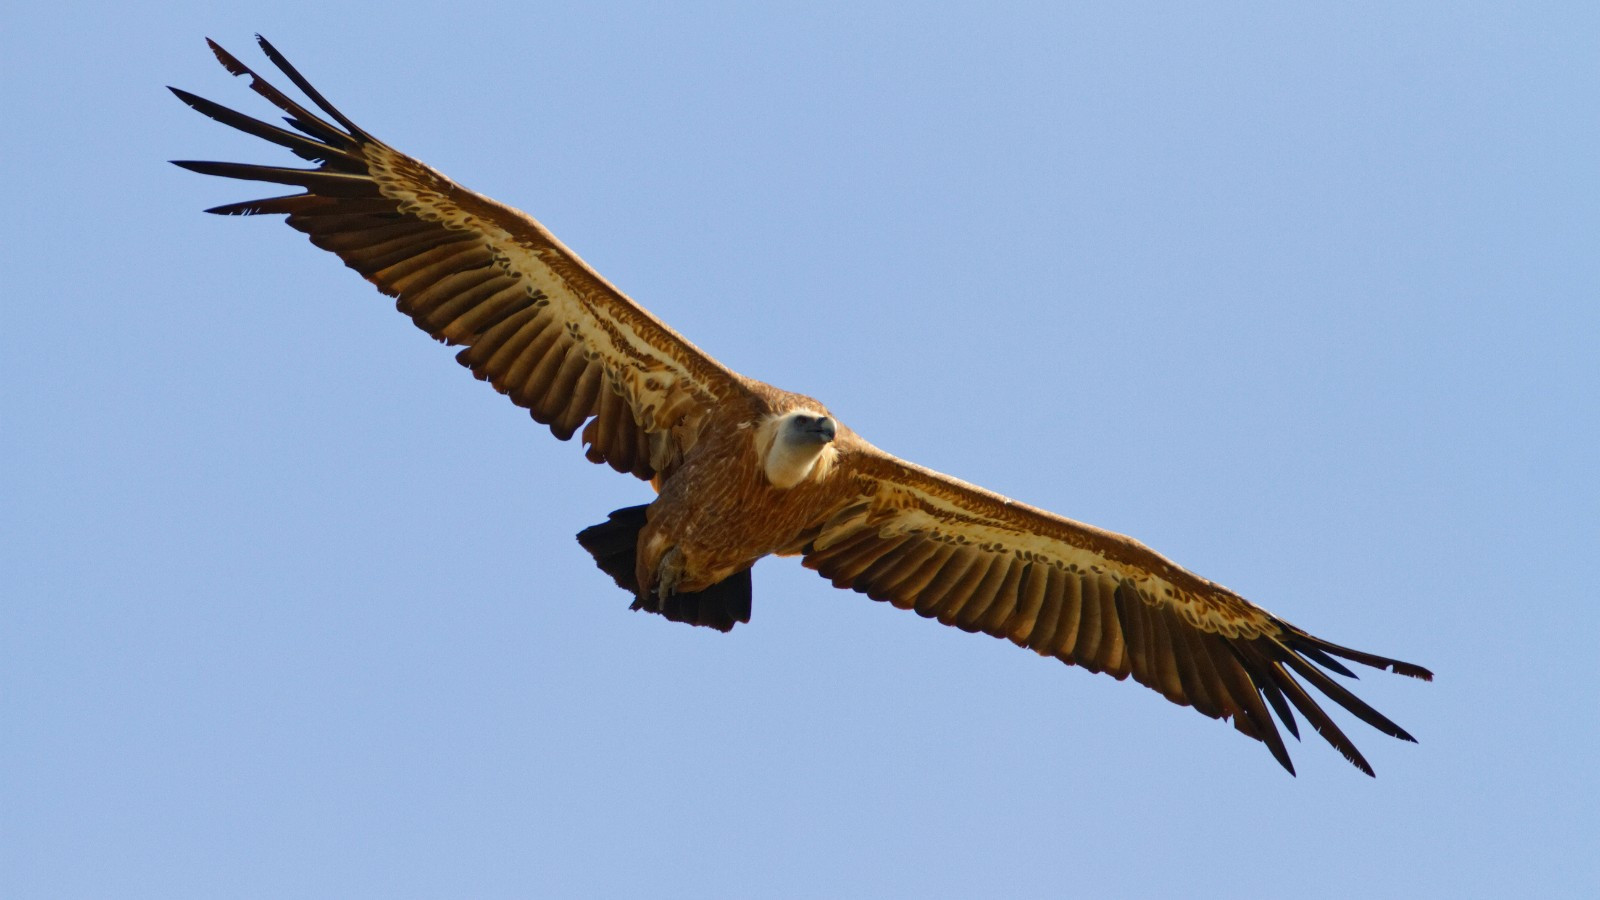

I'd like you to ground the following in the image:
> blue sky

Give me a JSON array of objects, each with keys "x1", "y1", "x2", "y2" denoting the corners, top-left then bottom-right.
[{"x1": 5, "y1": 2, "x2": 1597, "y2": 897}]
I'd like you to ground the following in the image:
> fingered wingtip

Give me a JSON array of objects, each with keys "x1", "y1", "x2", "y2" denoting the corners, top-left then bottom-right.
[
  {"x1": 1340, "y1": 743, "x2": 1376, "y2": 777},
  {"x1": 1396, "y1": 662, "x2": 1434, "y2": 682},
  {"x1": 207, "y1": 39, "x2": 248, "y2": 77}
]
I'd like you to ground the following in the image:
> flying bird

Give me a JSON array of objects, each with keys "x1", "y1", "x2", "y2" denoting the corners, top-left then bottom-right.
[{"x1": 171, "y1": 37, "x2": 1431, "y2": 776}]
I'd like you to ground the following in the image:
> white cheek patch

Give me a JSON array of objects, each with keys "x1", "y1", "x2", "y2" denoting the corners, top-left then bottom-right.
[{"x1": 765, "y1": 440, "x2": 825, "y2": 488}]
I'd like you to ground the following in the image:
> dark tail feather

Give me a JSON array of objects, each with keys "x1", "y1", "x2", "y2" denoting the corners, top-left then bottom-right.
[
  {"x1": 576, "y1": 505, "x2": 650, "y2": 594},
  {"x1": 575, "y1": 506, "x2": 753, "y2": 633},
  {"x1": 636, "y1": 568, "x2": 752, "y2": 633}
]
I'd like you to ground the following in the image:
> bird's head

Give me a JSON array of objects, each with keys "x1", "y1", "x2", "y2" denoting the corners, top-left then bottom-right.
[{"x1": 758, "y1": 409, "x2": 838, "y2": 489}]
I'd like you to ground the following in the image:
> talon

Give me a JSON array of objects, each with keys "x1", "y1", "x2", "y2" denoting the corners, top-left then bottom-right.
[{"x1": 656, "y1": 547, "x2": 684, "y2": 601}]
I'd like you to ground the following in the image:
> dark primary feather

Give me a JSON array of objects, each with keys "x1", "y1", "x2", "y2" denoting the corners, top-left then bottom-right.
[
  {"x1": 202, "y1": 38, "x2": 357, "y2": 147},
  {"x1": 169, "y1": 160, "x2": 375, "y2": 194},
  {"x1": 168, "y1": 87, "x2": 353, "y2": 165},
  {"x1": 253, "y1": 35, "x2": 375, "y2": 143}
]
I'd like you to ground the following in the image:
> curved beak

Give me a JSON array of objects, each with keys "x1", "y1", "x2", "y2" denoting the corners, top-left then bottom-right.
[{"x1": 800, "y1": 416, "x2": 837, "y2": 444}]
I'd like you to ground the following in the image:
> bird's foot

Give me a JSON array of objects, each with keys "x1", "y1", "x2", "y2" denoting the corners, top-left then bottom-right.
[{"x1": 654, "y1": 546, "x2": 685, "y2": 601}]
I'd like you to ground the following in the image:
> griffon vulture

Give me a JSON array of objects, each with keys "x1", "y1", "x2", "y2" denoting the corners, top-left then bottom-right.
[{"x1": 171, "y1": 37, "x2": 1432, "y2": 776}]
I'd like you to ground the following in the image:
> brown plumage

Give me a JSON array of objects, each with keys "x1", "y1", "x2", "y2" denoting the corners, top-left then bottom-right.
[{"x1": 172, "y1": 36, "x2": 1432, "y2": 776}]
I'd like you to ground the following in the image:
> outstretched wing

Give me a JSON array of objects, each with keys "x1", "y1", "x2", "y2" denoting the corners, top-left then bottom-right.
[
  {"x1": 171, "y1": 37, "x2": 749, "y2": 480},
  {"x1": 801, "y1": 444, "x2": 1433, "y2": 775}
]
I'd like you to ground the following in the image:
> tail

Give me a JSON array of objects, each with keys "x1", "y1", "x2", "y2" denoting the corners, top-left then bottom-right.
[{"x1": 575, "y1": 505, "x2": 753, "y2": 633}]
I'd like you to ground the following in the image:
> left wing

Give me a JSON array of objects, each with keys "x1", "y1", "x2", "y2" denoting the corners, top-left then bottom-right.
[
  {"x1": 171, "y1": 37, "x2": 752, "y2": 481},
  {"x1": 800, "y1": 443, "x2": 1432, "y2": 776}
]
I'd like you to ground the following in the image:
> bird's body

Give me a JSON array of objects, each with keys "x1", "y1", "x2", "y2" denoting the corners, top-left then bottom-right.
[
  {"x1": 638, "y1": 391, "x2": 842, "y2": 596},
  {"x1": 173, "y1": 36, "x2": 1431, "y2": 776}
]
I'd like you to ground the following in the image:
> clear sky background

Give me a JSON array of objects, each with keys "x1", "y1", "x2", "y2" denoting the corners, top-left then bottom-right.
[{"x1": 5, "y1": 2, "x2": 1597, "y2": 897}]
